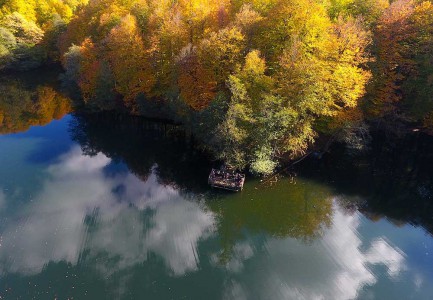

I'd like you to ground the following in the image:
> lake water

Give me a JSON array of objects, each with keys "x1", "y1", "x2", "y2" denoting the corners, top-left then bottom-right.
[{"x1": 1, "y1": 77, "x2": 433, "y2": 299}]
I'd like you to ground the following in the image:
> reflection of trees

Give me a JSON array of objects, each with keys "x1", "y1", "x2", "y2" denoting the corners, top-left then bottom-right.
[
  {"x1": 0, "y1": 71, "x2": 71, "y2": 134},
  {"x1": 207, "y1": 179, "x2": 334, "y2": 263},
  {"x1": 69, "y1": 112, "x2": 335, "y2": 264},
  {"x1": 69, "y1": 112, "x2": 212, "y2": 192},
  {"x1": 299, "y1": 132, "x2": 433, "y2": 235}
]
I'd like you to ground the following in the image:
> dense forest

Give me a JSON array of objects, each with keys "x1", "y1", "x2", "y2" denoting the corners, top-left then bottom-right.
[{"x1": 1, "y1": 0, "x2": 433, "y2": 175}]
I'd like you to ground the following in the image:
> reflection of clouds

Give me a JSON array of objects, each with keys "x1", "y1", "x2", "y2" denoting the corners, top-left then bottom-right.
[
  {"x1": 48, "y1": 146, "x2": 111, "y2": 176},
  {"x1": 221, "y1": 242, "x2": 254, "y2": 273},
  {"x1": 119, "y1": 170, "x2": 180, "y2": 210},
  {"x1": 0, "y1": 145, "x2": 420, "y2": 299},
  {"x1": 365, "y1": 238, "x2": 406, "y2": 278},
  {"x1": 146, "y1": 200, "x2": 215, "y2": 275},
  {"x1": 222, "y1": 206, "x2": 405, "y2": 300},
  {"x1": 0, "y1": 146, "x2": 215, "y2": 276},
  {"x1": 414, "y1": 273, "x2": 423, "y2": 290},
  {"x1": 223, "y1": 279, "x2": 247, "y2": 300},
  {"x1": 0, "y1": 148, "x2": 113, "y2": 275},
  {"x1": 0, "y1": 188, "x2": 5, "y2": 211},
  {"x1": 87, "y1": 199, "x2": 215, "y2": 276}
]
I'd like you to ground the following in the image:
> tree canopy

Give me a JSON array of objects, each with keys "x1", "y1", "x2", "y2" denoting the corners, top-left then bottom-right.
[{"x1": 2, "y1": 0, "x2": 433, "y2": 174}]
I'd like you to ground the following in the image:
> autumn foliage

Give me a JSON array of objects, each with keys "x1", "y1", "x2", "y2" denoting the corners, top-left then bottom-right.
[
  {"x1": 2, "y1": 0, "x2": 433, "y2": 174},
  {"x1": 0, "y1": 78, "x2": 71, "y2": 134}
]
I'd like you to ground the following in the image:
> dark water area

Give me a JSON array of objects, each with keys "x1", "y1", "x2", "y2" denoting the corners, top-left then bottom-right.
[
  {"x1": 1, "y1": 73, "x2": 433, "y2": 299},
  {"x1": 299, "y1": 132, "x2": 433, "y2": 235}
]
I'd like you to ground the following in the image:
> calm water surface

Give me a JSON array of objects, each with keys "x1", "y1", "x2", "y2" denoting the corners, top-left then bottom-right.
[{"x1": 1, "y1": 78, "x2": 433, "y2": 299}]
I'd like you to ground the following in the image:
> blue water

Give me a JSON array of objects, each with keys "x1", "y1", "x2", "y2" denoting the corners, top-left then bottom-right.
[{"x1": 0, "y1": 114, "x2": 432, "y2": 299}]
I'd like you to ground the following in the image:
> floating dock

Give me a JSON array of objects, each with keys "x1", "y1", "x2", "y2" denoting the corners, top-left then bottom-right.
[{"x1": 208, "y1": 167, "x2": 245, "y2": 191}]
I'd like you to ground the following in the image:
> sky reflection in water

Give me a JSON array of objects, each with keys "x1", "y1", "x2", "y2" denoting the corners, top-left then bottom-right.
[{"x1": 0, "y1": 116, "x2": 432, "y2": 299}]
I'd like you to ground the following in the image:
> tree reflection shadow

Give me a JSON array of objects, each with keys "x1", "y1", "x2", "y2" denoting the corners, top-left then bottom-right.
[
  {"x1": 68, "y1": 111, "x2": 336, "y2": 264},
  {"x1": 69, "y1": 111, "x2": 212, "y2": 192},
  {"x1": 69, "y1": 111, "x2": 433, "y2": 262},
  {"x1": 0, "y1": 69, "x2": 71, "y2": 134},
  {"x1": 207, "y1": 179, "x2": 334, "y2": 263},
  {"x1": 299, "y1": 132, "x2": 433, "y2": 235}
]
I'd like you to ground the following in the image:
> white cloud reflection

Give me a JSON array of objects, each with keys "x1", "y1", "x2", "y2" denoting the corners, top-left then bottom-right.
[
  {"x1": 0, "y1": 146, "x2": 412, "y2": 299},
  {"x1": 222, "y1": 206, "x2": 406, "y2": 300},
  {"x1": 0, "y1": 189, "x2": 5, "y2": 211},
  {"x1": 0, "y1": 146, "x2": 215, "y2": 276}
]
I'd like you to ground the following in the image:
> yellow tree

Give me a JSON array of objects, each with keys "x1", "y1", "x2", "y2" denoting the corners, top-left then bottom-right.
[
  {"x1": 76, "y1": 38, "x2": 100, "y2": 101},
  {"x1": 105, "y1": 14, "x2": 156, "y2": 109},
  {"x1": 177, "y1": 0, "x2": 229, "y2": 43},
  {"x1": 234, "y1": 4, "x2": 263, "y2": 37},
  {"x1": 58, "y1": 0, "x2": 126, "y2": 55},
  {"x1": 0, "y1": 0, "x2": 87, "y2": 26},
  {"x1": 148, "y1": 2, "x2": 188, "y2": 92},
  {"x1": 402, "y1": 1, "x2": 433, "y2": 130},
  {"x1": 177, "y1": 45, "x2": 217, "y2": 110},
  {"x1": 0, "y1": 0, "x2": 39, "y2": 24},
  {"x1": 199, "y1": 26, "x2": 245, "y2": 84},
  {"x1": 371, "y1": 0, "x2": 416, "y2": 117}
]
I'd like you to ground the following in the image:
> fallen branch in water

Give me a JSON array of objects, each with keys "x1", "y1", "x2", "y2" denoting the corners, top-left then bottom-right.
[{"x1": 260, "y1": 151, "x2": 314, "y2": 186}]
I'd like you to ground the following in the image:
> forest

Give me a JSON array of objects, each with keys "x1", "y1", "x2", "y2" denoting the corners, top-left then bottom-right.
[{"x1": 1, "y1": 0, "x2": 433, "y2": 175}]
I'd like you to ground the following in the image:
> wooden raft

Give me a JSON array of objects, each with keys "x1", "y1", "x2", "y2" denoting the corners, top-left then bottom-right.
[{"x1": 208, "y1": 167, "x2": 245, "y2": 191}]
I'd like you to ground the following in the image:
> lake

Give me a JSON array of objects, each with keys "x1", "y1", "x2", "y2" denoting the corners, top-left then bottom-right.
[{"x1": 0, "y1": 76, "x2": 433, "y2": 299}]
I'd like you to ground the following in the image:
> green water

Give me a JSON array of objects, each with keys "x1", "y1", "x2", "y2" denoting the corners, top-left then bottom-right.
[{"x1": 1, "y1": 77, "x2": 433, "y2": 299}]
